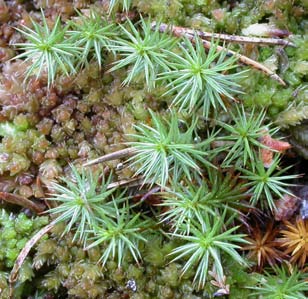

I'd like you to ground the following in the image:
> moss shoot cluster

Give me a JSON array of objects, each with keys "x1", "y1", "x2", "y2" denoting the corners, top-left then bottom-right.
[{"x1": 0, "y1": 0, "x2": 307, "y2": 298}]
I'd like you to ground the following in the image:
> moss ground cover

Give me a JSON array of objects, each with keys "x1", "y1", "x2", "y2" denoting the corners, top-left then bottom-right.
[{"x1": 0, "y1": 0, "x2": 307, "y2": 298}]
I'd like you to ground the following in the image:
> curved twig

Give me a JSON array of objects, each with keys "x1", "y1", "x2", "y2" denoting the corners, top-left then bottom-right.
[
  {"x1": 9, "y1": 220, "x2": 56, "y2": 298},
  {"x1": 154, "y1": 23, "x2": 294, "y2": 47},
  {"x1": 0, "y1": 192, "x2": 45, "y2": 214},
  {"x1": 152, "y1": 22, "x2": 289, "y2": 86}
]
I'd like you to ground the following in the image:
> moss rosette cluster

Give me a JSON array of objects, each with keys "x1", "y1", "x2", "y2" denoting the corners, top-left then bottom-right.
[{"x1": 0, "y1": 0, "x2": 306, "y2": 298}]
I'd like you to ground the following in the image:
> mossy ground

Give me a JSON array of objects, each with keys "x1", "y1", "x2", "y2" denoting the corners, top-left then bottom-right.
[{"x1": 0, "y1": 0, "x2": 307, "y2": 298}]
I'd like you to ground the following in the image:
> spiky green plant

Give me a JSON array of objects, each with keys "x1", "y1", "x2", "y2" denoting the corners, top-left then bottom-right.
[
  {"x1": 46, "y1": 164, "x2": 119, "y2": 245},
  {"x1": 158, "y1": 170, "x2": 248, "y2": 235},
  {"x1": 85, "y1": 203, "x2": 149, "y2": 268},
  {"x1": 217, "y1": 105, "x2": 277, "y2": 168},
  {"x1": 109, "y1": 17, "x2": 176, "y2": 90},
  {"x1": 240, "y1": 155, "x2": 298, "y2": 211},
  {"x1": 68, "y1": 9, "x2": 117, "y2": 69},
  {"x1": 160, "y1": 36, "x2": 245, "y2": 117},
  {"x1": 13, "y1": 11, "x2": 80, "y2": 87},
  {"x1": 249, "y1": 266, "x2": 308, "y2": 299},
  {"x1": 168, "y1": 210, "x2": 248, "y2": 289},
  {"x1": 108, "y1": 0, "x2": 132, "y2": 14},
  {"x1": 127, "y1": 110, "x2": 216, "y2": 187}
]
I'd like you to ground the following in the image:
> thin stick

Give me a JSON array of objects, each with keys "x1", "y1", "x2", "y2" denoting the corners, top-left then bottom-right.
[
  {"x1": 107, "y1": 177, "x2": 146, "y2": 189},
  {"x1": 153, "y1": 22, "x2": 294, "y2": 47},
  {"x1": 83, "y1": 148, "x2": 136, "y2": 167},
  {"x1": 9, "y1": 220, "x2": 56, "y2": 298},
  {"x1": 140, "y1": 186, "x2": 161, "y2": 202},
  {"x1": 152, "y1": 22, "x2": 287, "y2": 86},
  {"x1": 0, "y1": 192, "x2": 45, "y2": 214},
  {"x1": 195, "y1": 36, "x2": 286, "y2": 86}
]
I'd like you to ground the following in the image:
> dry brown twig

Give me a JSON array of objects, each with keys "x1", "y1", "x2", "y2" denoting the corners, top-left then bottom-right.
[
  {"x1": 152, "y1": 22, "x2": 295, "y2": 86},
  {"x1": 9, "y1": 220, "x2": 56, "y2": 298},
  {"x1": 0, "y1": 192, "x2": 45, "y2": 214},
  {"x1": 154, "y1": 23, "x2": 294, "y2": 47},
  {"x1": 83, "y1": 148, "x2": 136, "y2": 167}
]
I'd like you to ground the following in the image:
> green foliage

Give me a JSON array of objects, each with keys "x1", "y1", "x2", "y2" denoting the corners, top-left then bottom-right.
[
  {"x1": 217, "y1": 106, "x2": 276, "y2": 169},
  {"x1": 275, "y1": 103, "x2": 308, "y2": 128},
  {"x1": 0, "y1": 122, "x2": 21, "y2": 137},
  {"x1": 168, "y1": 210, "x2": 248, "y2": 289},
  {"x1": 13, "y1": 11, "x2": 80, "y2": 87},
  {"x1": 85, "y1": 203, "x2": 150, "y2": 268},
  {"x1": 0, "y1": 125, "x2": 51, "y2": 175},
  {"x1": 160, "y1": 36, "x2": 245, "y2": 117},
  {"x1": 109, "y1": 18, "x2": 176, "y2": 90},
  {"x1": 158, "y1": 170, "x2": 248, "y2": 235},
  {"x1": 127, "y1": 110, "x2": 215, "y2": 187},
  {"x1": 249, "y1": 266, "x2": 308, "y2": 299},
  {"x1": 240, "y1": 156, "x2": 298, "y2": 211},
  {"x1": 46, "y1": 164, "x2": 120, "y2": 245},
  {"x1": 108, "y1": 0, "x2": 132, "y2": 14},
  {"x1": 7, "y1": 4, "x2": 306, "y2": 298},
  {"x1": 46, "y1": 165, "x2": 150, "y2": 269},
  {"x1": 224, "y1": 260, "x2": 258, "y2": 298},
  {"x1": 0, "y1": 210, "x2": 48, "y2": 268},
  {"x1": 68, "y1": 9, "x2": 117, "y2": 69}
]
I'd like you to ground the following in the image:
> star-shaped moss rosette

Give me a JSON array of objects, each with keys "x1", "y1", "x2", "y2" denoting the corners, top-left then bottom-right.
[
  {"x1": 249, "y1": 266, "x2": 308, "y2": 299},
  {"x1": 168, "y1": 210, "x2": 249, "y2": 289},
  {"x1": 240, "y1": 155, "x2": 298, "y2": 212},
  {"x1": 241, "y1": 221, "x2": 285, "y2": 270},
  {"x1": 160, "y1": 36, "x2": 245, "y2": 117},
  {"x1": 158, "y1": 170, "x2": 248, "y2": 235},
  {"x1": 279, "y1": 219, "x2": 308, "y2": 268},
  {"x1": 109, "y1": 17, "x2": 176, "y2": 90},
  {"x1": 14, "y1": 11, "x2": 80, "y2": 87},
  {"x1": 46, "y1": 164, "x2": 120, "y2": 246},
  {"x1": 67, "y1": 9, "x2": 117, "y2": 69},
  {"x1": 85, "y1": 203, "x2": 151, "y2": 268},
  {"x1": 127, "y1": 110, "x2": 216, "y2": 187}
]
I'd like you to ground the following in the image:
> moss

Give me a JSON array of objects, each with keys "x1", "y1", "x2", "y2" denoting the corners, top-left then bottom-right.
[
  {"x1": 0, "y1": 0, "x2": 307, "y2": 298},
  {"x1": 0, "y1": 210, "x2": 49, "y2": 297}
]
